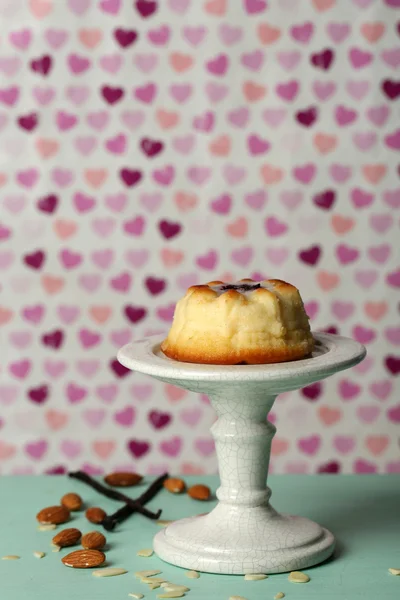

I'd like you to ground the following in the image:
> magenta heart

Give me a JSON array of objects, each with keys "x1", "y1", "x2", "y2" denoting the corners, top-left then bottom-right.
[
  {"x1": 134, "y1": 82, "x2": 157, "y2": 103},
  {"x1": 114, "y1": 27, "x2": 138, "y2": 48},
  {"x1": 148, "y1": 410, "x2": 172, "y2": 429},
  {"x1": 153, "y1": 165, "x2": 174, "y2": 185},
  {"x1": 159, "y1": 219, "x2": 181, "y2": 239},
  {"x1": 206, "y1": 54, "x2": 229, "y2": 76},
  {"x1": 351, "y1": 188, "x2": 374, "y2": 208},
  {"x1": 114, "y1": 406, "x2": 135, "y2": 427},
  {"x1": 264, "y1": 216, "x2": 288, "y2": 237},
  {"x1": 42, "y1": 329, "x2": 64, "y2": 350},
  {"x1": 99, "y1": 0, "x2": 121, "y2": 14},
  {"x1": 123, "y1": 216, "x2": 145, "y2": 236},
  {"x1": 159, "y1": 436, "x2": 182, "y2": 457},
  {"x1": 17, "y1": 168, "x2": 39, "y2": 188},
  {"x1": 27, "y1": 385, "x2": 48, "y2": 405},
  {"x1": 59, "y1": 249, "x2": 82, "y2": 269},
  {"x1": 276, "y1": 80, "x2": 299, "y2": 102},
  {"x1": 336, "y1": 244, "x2": 359, "y2": 265},
  {"x1": 9, "y1": 359, "x2": 31, "y2": 379},
  {"x1": 68, "y1": 53, "x2": 91, "y2": 75},
  {"x1": 245, "y1": 189, "x2": 267, "y2": 210},
  {"x1": 127, "y1": 438, "x2": 151, "y2": 458},
  {"x1": 23, "y1": 250, "x2": 45, "y2": 270},
  {"x1": 0, "y1": 85, "x2": 19, "y2": 106},
  {"x1": 9, "y1": 28, "x2": 32, "y2": 50},
  {"x1": 196, "y1": 250, "x2": 218, "y2": 270},
  {"x1": 17, "y1": 112, "x2": 38, "y2": 132},
  {"x1": 73, "y1": 191, "x2": 95, "y2": 213},
  {"x1": 313, "y1": 189, "x2": 335, "y2": 210},
  {"x1": 301, "y1": 382, "x2": 322, "y2": 401},
  {"x1": 147, "y1": 25, "x2": 170, "y2": 45},
  {"x1": 210, "y1": 193, "x2": 232, "y2": 215},
  {"x1": 352, "y1": 325, "x2": 376, "y2": 344},
  {"x1": 79, "y1": 328, "x2": 101, "y2": 349},
  {"x1": 66, "y1": 382, "x2": 87, "y2": 404},
  {"x1": 30, "y1": 54, "x2": 52, "y2": 76},
  {"x1": 387, "y1": 404, "x2": 400, "y2": 423},
  {"x1": 349, "y1": 47, "x2": 373, "y2": 69},
  {"x1": 22, "y1": 305, "x2": 45, "y2": 324},
  {"x1": 385, "y1": 128, "x2": 400, "y2": 150},
  {"x1": 25, "y1": 440, "x2": 48, "y2": 460},
  {"x1": 244, "y1": 0, "x2": 267, "y2": 14},
  {"x1": 369, "y1": 380, "x2": 392, "y2": 401},
  {"x1": 386, "y1": 269, "x2": 400, "y2": 288},
  {"x1": 124, "y1": 305, "x2": 147, "y2": 323},
  {"x1": 101, "y1": 85, "x2": 124, "y2": 105},
  {"x1": 339, "y1": 379, "x2": 361, "y2": 400},
  {"x1": 248, "y1": 134, "x2": 270, "y2": 155},
  {"x1": 290, "y1": 21, "x2": 313, "y2": 44},
  {"x1": 110, "y1": 359, "x2": 131, "y2": 378},
  {"x1": 96, "y1": 384, "x2": 118, "y2": 404},
  {"x1": 298, "y1": 435, "x2": 321, "y2": 455},
  {"x1": 135, "y1": 0, "x2": 158, "y2": 18},
  {"x1": 110, "y1": 272, "x2": 132, "y2": 292},
  {"x1": 296, "y1": 106, "x2": 318, "y2": 127},
  {"x1": 335, "y1": 105, "x2": 358, "y2": 126},
  {"x1": 298, "y1": 244, "x2": 321, "y2": 266},
  {"x1": 293, "y1": 163, "x2": 316, "y2": 184}
]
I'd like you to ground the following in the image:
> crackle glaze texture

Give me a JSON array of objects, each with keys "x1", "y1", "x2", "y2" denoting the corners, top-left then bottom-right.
[
  {"x1": 0, "y1": 0, "x2": 399, "y2": 475},
  {"x1": 120, "y1": 333, "x2": 364, "y2": 572}
]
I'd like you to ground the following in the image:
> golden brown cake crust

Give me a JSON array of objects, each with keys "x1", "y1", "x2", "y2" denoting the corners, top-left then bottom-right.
[{"x1": 161, "y1": 278, "x2": 314, "y2": 365}]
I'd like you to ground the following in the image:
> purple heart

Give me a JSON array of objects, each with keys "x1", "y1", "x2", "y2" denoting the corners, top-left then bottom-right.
[
  {"x1": 110, "y1": 359, "x2": 131, "y2": 378},
  {"x1": 101, "y1": 85, "x2": 124, "y2": 105},
  {"x1": 140, "y1": 137, "x2": 164, "y2": 157},
  {"x1": 145, "y1": 276, "x2": 166, "y2": 295},
  {"x1": 301, "y1": 382, "x2": 322, "y2": 401},
  {"x1": 42, "y1": 329, "x2": 64, "y2": 350},
  {"x1": 127, "y1": 438, "x2": 151, "y2": 458},
  {"x1": 23, "y1": 250, "x2": 45, "y2": 270},
  {"x1": 135, "y1": 0, "x2": 158, "y2": 18},
  {"x1": 310, "y1": 48, "x2": 334, "y2": 70},
  {"x1": 159, "y1": 219, "x2": 181, "y2": 239},
  {"x1": 313, "y1": 190, "x2": 336, "y2": 210},
  {"x1": 120, "y1": 168, "x2": 143, "y2": 187},
  {"x1": 30, "y1": 55, "x2": 52, "y2": 76},
  {"x1": 295, "y1": 106, "x2": 318, "y2": 127},
  {"x1": 124, "y1": 305, "x2": 147, "y2": 323},
  {"x1": 385, "y1": 356, "x2": 400, "y2": 376},
  {"x1": 28, "y1": 385, "x2": 49, "y2": 405},
  {"x1": 298, "y1": 245, "x2": 322, "y2": 266},
  {"x1": 114, "y1": 28, "x2": 138, "y2": 48},
  {"x1": 148, "y1": 410, "x2": 172, "y2": 429}
]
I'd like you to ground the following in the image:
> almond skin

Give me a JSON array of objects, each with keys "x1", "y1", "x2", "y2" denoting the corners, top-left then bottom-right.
[
  {"x1": 81, "y1": 531, "x2": 106, "y2": 550},
  {"x1": 61, "y1": 493, "x2": 82, "y2": 511},
  {"x1": 52, "y1": 528, "x2": 82, "y2": 548},
  {"x1": 62, "y1": 549, "x2": 106, "y2": 569},
  {"x1": 163, "y1": 477, "x2": 186, "y2": 494},
  {"x1": 85, "y1": 507, "x2": 106, "y2": 524},
  {"x1": 104, "y1": 472, "x2": 143, "y2": 487},
  {"x1": 36, "y1": 505, "x2": 70, "y2": 525},
  {"x1": 187, "y1": 484, "x2": 211, "y2": 501}
]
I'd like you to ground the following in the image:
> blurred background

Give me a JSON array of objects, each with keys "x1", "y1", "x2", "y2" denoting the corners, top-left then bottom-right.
[{"x1": 0, "y1": 0, "x2": 399, "y2": 476}]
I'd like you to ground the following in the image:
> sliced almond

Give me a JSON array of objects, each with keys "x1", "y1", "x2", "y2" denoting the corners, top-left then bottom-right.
[
  {"x1": 229, "y1": 596, "x2": 248, "y2": 600},
  {"x1": 33, "y1": 551, "x2": 45, "y2": 559},
  {"x1": 275, "y1": 594, "x2": 285, "y2": 599},
  {"x1": 163, "y1": 585, "x2": 190, "y2": 593},
  {"x1": 140, "y1": 577, "x2": 167, "y2": 584},
  {"x1": 137, "y1": 548, "x2": 154, "y2": 557},
  {"x1": 36, "y1": 505, "x2": 70, "y2": 525},
  {"x1": 135, "y1": 569, "x2": 162, "y2": 579},
  {"x1": 2, "y1": 555, "x2": 20, "y2": 560},
  {"x1": 149, "y1": 583, "x2": 161, "y2": 590},
  {"x1": 156, "y1": 519, "x2": 174, "y2": 527},
  {"x1": 288, "y1": 571, "x2": 310, "y2": 583},
  {"x1": 52, "y1": 527, "x2": 81, "y2": 548},
  {"x1": 92, "y1": 568, "x2": 127, "y2": 577},
  {"x1": 244, "y1": 573, "x2": 268, "y2": 580},
  {"x1": 185, "y1": 570, "x2": 200, "y2": 579},
  {"x1": 62, "y1": 549, "x2": 106, "y2": 568},
  {"x1": 157, "y1": 593, "x2": 185, "y2": 599},
  {"x1": 129, "y1": 595, "x2": 144, "y2": 599},
  {"x1": 37, "y1": 524, "x2": 56, "y2": 531},
  {"x1": 389, "y1": 568, "x2": 400, "y2": 575},
  {"x1": 52, "y1": 545, "x2": 61, "y2": 553}
]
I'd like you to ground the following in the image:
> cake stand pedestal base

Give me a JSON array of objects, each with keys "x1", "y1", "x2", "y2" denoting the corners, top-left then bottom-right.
[{"x1": 154, "y1": 500, "x2": 335, "y2": 574}]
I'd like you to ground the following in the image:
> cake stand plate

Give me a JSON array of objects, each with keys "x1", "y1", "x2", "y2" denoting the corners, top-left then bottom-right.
[{"x1": 118, "y1": 333, "x2": 366, "y2": 575}]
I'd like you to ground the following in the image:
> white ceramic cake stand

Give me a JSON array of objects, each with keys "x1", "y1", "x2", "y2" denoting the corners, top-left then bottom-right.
[{"x1": 118, "y1": 333, "x2": 366, "y2": 575}]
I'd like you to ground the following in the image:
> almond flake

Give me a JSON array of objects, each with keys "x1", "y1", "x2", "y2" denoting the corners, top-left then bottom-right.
[
  {"x1": 137, "y1": 548, "x2": 154, "y2": 557},
  {"x1": 135, "y1": 569, "x2": 162, "y2": 579},
  {"x1": 156, "y1": 519, "x2": 174, "y2": 527},
  {"x1": 157, "y1": 593, "x2": 185, "y2": 599},
  {"x1": 275, "y1": 594, "x2": 285, "y2": 599},
  {"x1": 33, "y1": 551, "x2": 45, "y2": 559},
  {"x1": 149, "y1": 583, "x2": 161, "y2": 590},
  {"x1": 185, "y1": 570, "x2": 200, "y2": 579},
  {"x1": 163, "y1": 585, "x2": 190, "y2": 593},
  {"x1": 288, "y1": 571, "x2": 310, "y2": 583},
  {"x1": 92, "y1": 568, "x2": 128, "y2": 577},
  {"x1": 38, "y1": 524, "x2": 56, "y2": 531},
  {"x1": 52, "y1": 545, "x2": 61, "y2": 553},
  {"x1": 244, "y1": 573, "x2": 268, "y2": 581},
  {"x1": 2, "y1": 555, "x2": 20, "y2": 560},
  {"x1": 389, "y1": 568, "x2": 400, "y2": 576},
  {"x1": 141, "y1": 577, "x2": 166, "y2": 583},
  {"x1": 229, "y1": 596, "x2": 248, "y2": 600},
  {"x1": 128, "y1": 595, "x2": 144, "y2": 599}
]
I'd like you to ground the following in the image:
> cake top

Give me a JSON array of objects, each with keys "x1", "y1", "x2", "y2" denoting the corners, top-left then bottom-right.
[{"x1": 207, "y1": 279, "x2": 279, "y2": 297}]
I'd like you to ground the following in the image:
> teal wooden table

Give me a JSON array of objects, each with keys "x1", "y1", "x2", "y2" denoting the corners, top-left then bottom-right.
[{"x1": 0, "y1": 475, "x2": 399, "y2": 600}]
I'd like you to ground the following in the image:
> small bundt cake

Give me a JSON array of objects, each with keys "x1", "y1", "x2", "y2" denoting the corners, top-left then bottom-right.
[{"x1": 161, "y1": 278, "x2": 314, "y2": 365}]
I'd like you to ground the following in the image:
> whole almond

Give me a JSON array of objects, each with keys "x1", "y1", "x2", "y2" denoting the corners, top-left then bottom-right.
[
  {"x1": 163, "y1": 477, "x2": 186, "y2": 494},
  {"x1": 81, "y1": 531, "x2": 106, "y2": 550},
  {"x1": 85, "y1": 507, "x2": 106, "y2": 524},
  {"x1": 187, "y1": 484, "x2": 211, "y2": 501},
  {"x1": 61, "y1": 493, "x2": 82, "y2": 511},
  {"x1": 62, "y1": 549, "x2": 106, "y2": 569},
  {"x1": 52, "y1": 528, "x2": 81, "y2": 548},
  {"x1": 36, "y1": 505, "x2": 70, "y2": 525},
  {"x1": 104, "y1": 472, "x2": 143, "y2": 487}
]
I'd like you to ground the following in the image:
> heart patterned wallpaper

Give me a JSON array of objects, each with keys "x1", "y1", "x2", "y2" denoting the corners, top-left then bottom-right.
[{"x1": 0, "y1": 0, "x2": 399, "y2": 476}]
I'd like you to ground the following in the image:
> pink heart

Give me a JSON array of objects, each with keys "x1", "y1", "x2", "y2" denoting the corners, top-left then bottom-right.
[
  {"x1": 313, "y1": 80, "x2": 336, "y2": 101},
  {"x1": 66, "y1": 85, "x2": 90, "y2": 106},
  {"x1": 280, "y1": 190, "x2": 303, "y2": 209},
  {"x1": 223, "y1": 164, "x2": 246, "y2": 185},
  {"x1": 266, "y1": 247, "x2": 289, "y2": 266},
  {"x1": 105, "y1": 192, "x2": 128, "y2": 212},
  {"x1": 9, "y1": 331, "x2": 32, "y2": 349},
  {"x1": 205, "y1": 82, "x2": 229, "y2": 103},
  {"x1": 9, "y1": 29, "x2": 32, "y2": 50},
  {"x1": 263, "y1": 108, "x2": 286, "y2": 127},
  {"x1": 159, "y1": 436, "x2": 182, "y2": 457},
  {"x1": 383, "y1": 189, "x2": 400, "y2": 209},
  {"x1": 87, "y1": 110, "x2": 110, "y2": 131},
  {"x1": 125, "y1": 249, "x2": 149, "y2": 268},
  {"x1": 0, "y1": 385, "x2": 18, "y2": 406},
  {"x1": 66, "y1": 383, "x2": 87, "y2": 404},
  {"x1": 3, "y1": 195, "x2": 26, "y2": 214},
  {"x1": 139, "y1": 192, "x2": 163, "y2": 212},
  {"x1": 366, "y1": 105, "x2": 390, "y2": 127},
  {"x1": 245, "y1": 189, "x2": 267, "y2": 210},
  {"x1": 168, "y1": 0, "x2": 190, "y2": 13},
  {"x1": 96, "y1": 384, "x2": 119, "y2": 404},
  {"x1": 227, "y1": 106, "x2": 249, "y2": 128},
  {"x1": 57, "y1": 305, "x2": 80, "y2": 324},
  {"x1": 333, "y1": 436, "x2": 355, "y2": 454},
  {"x1": 180, "y1": 407, "x2": 203, "y2": 426},
  {"x1": 99, "y1": 0, "x2": 121, "y2": 14},
  {"x1": 188, "y1": 166, "x2": 212, "y2": 185},
  {"x1": 76, "y1": 360, "x2": 100, "y2": 378},
  {"x1": 231, "y1": 246, "x2": 253, "y2": 267},
  {"x1": 110, "y1": 328, "x2": 132, "y2": 347},
  {"x1": 83, "y1": 409, "x2": 105, "y2": 427},
  {"x1": 52, "y1": 168, "x2": 74, "y2": 187},
  {"x1": 195, "y1": 438, "x2": 215, "y2": 457},
  {"x1": 134, "y1": 53, "x2": 158, "y2": 73},
  {"x1": 330, "y1": 164, "x2": 352, "y2": 183},
  {"x1": 369, "y1": 214, "x2": 393, "y2": 234},
  {"x1": 68, "y1": 0, "x2": 90, "y2": 14},
  {"x1": 114, "y1": 406, "x2": 135, "y2": 427},
  {"x1": 79, "y1": 273, "x2": 102, "y2": 293},
  {"x1": 183, "y1": 25, "x2": 207, "y2": 46},
  {"x1": 99, "y1": 54, "x2": 123, "y2": 74},
  {"x1": 369, "y1": 380, "x2": 392, "y2": 401},
  {"x1": 346, "y1": 80, "x2": 370, "y2": 100},
  {"x1": 327, "y1": 22, "x2": 350, "y2": 43},
  {"x1": 25, "y1": 439, "x2": 47, "y2": 460},
  {"x1": 196, "y1": 250, "x2": 218, "y2": 270},
  {"x1": 44, "y1": 28, "x2": 68, "y2": 49},
  {"x1": 75, "y1": 136, "x2": 97, "y2": 156},
  {"x1": 61, "y1": 440, "x2": 82, "y2": 459},
  {"x1": 277, "y1": 51, "x2": 301, "y2": 71},
  {"x1": 357, "y1": 405, "x2": 380, "y2": 424},
  {"x1": 9, "y1": 359, "x2": 31, "y2": 379}
]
